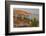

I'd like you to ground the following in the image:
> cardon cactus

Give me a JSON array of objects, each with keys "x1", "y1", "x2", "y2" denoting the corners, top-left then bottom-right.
[{"x1": 31, "y1": 17, "x2": 39, "y2": 27}]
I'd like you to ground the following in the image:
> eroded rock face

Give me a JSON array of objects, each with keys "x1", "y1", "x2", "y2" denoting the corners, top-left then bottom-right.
[
  {"x1": 15, "y1": 9, "x2": 31, "y2": 16},
  {"x1": 13, "y1": 9, "x2": 32, "y2": 27}
]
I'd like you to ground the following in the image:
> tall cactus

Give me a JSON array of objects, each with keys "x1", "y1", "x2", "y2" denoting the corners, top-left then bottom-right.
[{"x1": 31, "y1": 17, "x2": 39, "y2": 27}]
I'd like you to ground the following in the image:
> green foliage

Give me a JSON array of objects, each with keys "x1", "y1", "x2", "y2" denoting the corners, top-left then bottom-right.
[
  {"x1": 31, "y1": 17, "x2": 39, "y2": 27},
  {"x1": 18, "y1": 15, "x2": 39, "y2": 27}
]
